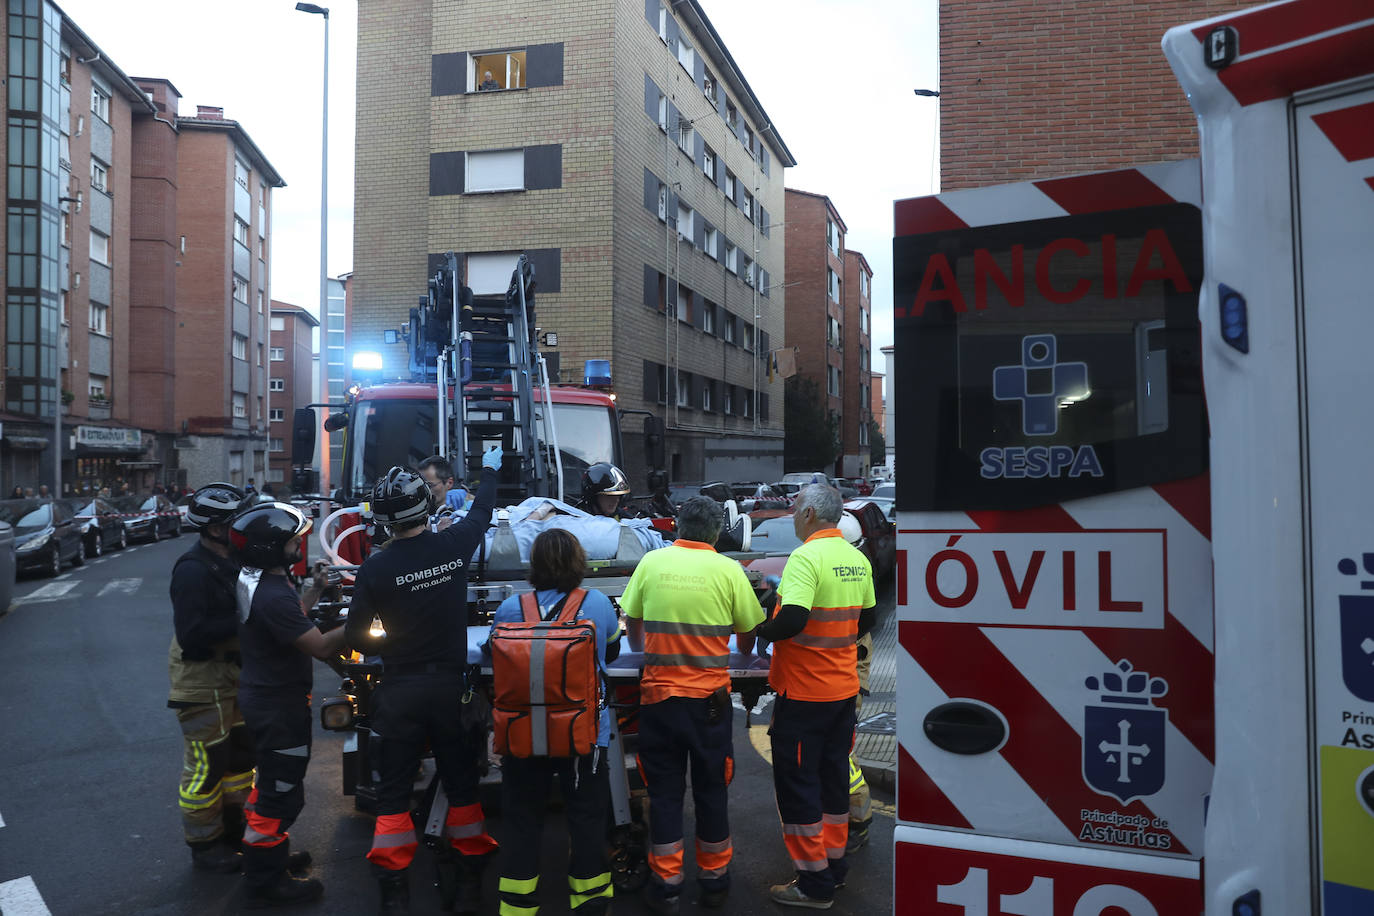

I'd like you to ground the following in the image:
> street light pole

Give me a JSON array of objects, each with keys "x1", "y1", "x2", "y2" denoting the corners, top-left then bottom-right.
[{"x1": 298, "y1": 2, "x2": 329, "y2": 381}]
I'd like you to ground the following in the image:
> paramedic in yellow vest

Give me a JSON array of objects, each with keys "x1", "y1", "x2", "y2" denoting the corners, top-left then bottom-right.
[
  {"x1": 757, "y1": 484, "x2": 876, "y2": 910},
  {"x1": 488, "y1": 528, "x2": 622, "y2": 916},
  {"x1": 621, "y1": 496, "x2": 764, "y2": 914}
]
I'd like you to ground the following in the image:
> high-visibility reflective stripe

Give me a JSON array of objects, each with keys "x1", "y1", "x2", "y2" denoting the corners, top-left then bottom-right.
[
  {"x1": 368, "y1": 812, "x2": 419, "y2": 870},
  {"x1": 821, "y1": 814, "x2": 848, "y2": 862},
  {"x1": 499, "y1": 903, "x2": 540, "y2": 916},
  {"x1": 447, "y1": 822, "x2": 487, "y2": 838},
  {"x1": 695, "y1": 836, "x2": 732, "y2": 877},
  {"x1": 274, "y1": 780, "x2": 296, "y2": 793},
  {"x1": 222, "y1": 770, "x2": 254, "y2": 793},
  {"x1": 644, "y1": 630, "x2": 732, "y2": 658},
  {"x1": 643, "y1": 652, "x2": 730, "y2": 668},
  {"x1": 783, "y1": 833, "x2": 828, "y2": 872},
  {"x1": 529, "y1": 622, "x2": 548, "y2": 756},
  {"x1": 648, "y1": 839, "x2": 684, "y2": 885},
  {"x1": 650, "y1": 839, "x2": 684, "y2": 855},
  {"x1": 809, "y1": 606, "x2": 862, "y2": 623},
  {"x1": 185, "y1": 741, "x2": 208, "y2": 795},
  {"x1": 446, "y1": 804, "x2": 499, "y2": 855},
  {"x1": 272, "y1": 744, "x2": 309, "y2": 757},
  {"x1": 782, "y1": 822, "x2": 823, "y2": 836},
  {"x1": 568, "y1": 872, "x2": 613, "y2": 892},
  {"x1": 569, "y1": 887, "x2": 614, "y2": 908},
  {"x1": 848, "y1": 758, "x2": 866, "y2": 794},
  {"x1": 791, "y1": 634, "x2": 855, "y2": 649},
  {"x1": 822, "y1": 813, "x2": 847, "y2": 825},
  {"x1": 371, "y1": 831, "x2": 418, "y2": 848},
  {"x1": 643, "y1": 621, "x2": 734, "y2": 637},
  {"x1": 179, "y1": 784, "x2": 222, "y2": 810},
  {"x1": 568, "y1": 871, "x2": 614, "y2": 908},
  {"x1": 500, "y1": 876, "x2": 540, "y2": 895}
]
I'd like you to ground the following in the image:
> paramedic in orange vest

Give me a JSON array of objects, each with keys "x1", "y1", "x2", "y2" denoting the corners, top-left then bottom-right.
[
  {"x1": 343, "y1": 449, "x2": 501, "y2": 916},
  {"x1": 757, "y1": 484, "x2": 876, "y2": 910},
  {"x1": 620, "y1": 496, "x2": 764, "y2": 914},
  {"x1": 488, "y1": 528, "x2": 622, "y2": 916}
]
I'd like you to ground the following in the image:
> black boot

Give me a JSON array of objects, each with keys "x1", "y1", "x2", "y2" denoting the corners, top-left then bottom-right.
[
  {"x1": 449, "y1": 853, "x2": 490, "y2": 915},
  {"x1": 377, "y1": 871, "x2": 410, "y2": 916},
  {"x1": 222, "y1": 804, "x2": 247, "y2": 846},
  {"x1": 244, "y1": 873, "x2": 324, "y2": 909},
  {"x1": 190, "y1": 841, "x2": 242, "y2": 873}
]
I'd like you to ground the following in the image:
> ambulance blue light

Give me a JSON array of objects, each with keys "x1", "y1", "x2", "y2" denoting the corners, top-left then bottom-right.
[
  {"x1": 584, "y1": 359, "x2": 612, "y2": 387},
  {"x1": 1218, "y1": 283, "x2": 1248, "y2": 353}
]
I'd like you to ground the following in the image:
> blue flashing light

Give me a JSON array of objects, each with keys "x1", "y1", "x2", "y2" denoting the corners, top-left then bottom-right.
[
  {"x1": 1218, "y1": 283, "x2": 1249, "y2": 354},
  {"x1": 584, "y1": 359, "x2": 612, "y2": 387},
  {"x1": 353, "y1": 350, "x2": 384, "y2": 371}
]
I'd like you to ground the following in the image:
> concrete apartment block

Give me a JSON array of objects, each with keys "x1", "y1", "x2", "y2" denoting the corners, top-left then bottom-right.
[{"x1": 354, "y1": 0, "x2": 795, "y2": 488}]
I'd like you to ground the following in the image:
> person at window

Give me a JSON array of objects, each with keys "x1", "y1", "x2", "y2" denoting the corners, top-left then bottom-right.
[{"x1": 479, "y1": 70, "x2": 500, "y2": 91}]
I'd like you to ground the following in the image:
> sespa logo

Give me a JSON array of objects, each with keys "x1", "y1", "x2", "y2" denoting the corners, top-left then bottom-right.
[
  {"x1": 979, "y1": 444, "x2": 1103, "y2": 480},
  {"x1": 396, "y1": 559, "x2": 464, "y2": 587}
]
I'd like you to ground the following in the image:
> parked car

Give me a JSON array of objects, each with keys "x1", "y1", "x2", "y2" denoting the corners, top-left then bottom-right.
[
  {"x1": 68, "y1": 497, "x2": 128, "y2": 557},
  {"x1": 666, "y1": 483, "x2": 703, "y2": 508},
  {"x1": 864, "y1": 496, "x2": 896, "y2": 521},
  {"x1": 870, "y1": 483, "x2": 895, "y2": 502},
  {"x1": 734, "y1": 482, "x2": 791, "y2": 513},
  {"x1": 111, "y1": 494, "x2": 182, "y2": 542},
  {"x1": 0, "y1": 520, "x2": 14, "y2": 609},
  {"x1": 848, "y1": 478, "x2": 874, "y2": 497},
  {"x1": 174, "y1": 493, "x2": 195, "y2": 522},
  {"x1": 745, "y1": 499, "x2": 897, "y2": 582},
  {"x1": 5, "y1": 499, "x2": 85, "y2": 577}
]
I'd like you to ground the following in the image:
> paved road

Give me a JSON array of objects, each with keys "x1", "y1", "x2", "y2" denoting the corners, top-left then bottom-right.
[{"x1": 0, "y1": 537, "x2": 896, "y2": 914}]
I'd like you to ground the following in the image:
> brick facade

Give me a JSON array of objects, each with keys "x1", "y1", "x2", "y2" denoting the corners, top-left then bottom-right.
[
  {"x1": 268, "y1": 302, "x2": 319, "y2": 488},
  {"x1": 354, "y1": 0, "x2": 795, "y2": 487},
  {"x1": 841, "y1": 249, "x2": 872, "y2": 478},
  {"x1": 939, "y1": 0, "x2": 1262, "y2": 189}
]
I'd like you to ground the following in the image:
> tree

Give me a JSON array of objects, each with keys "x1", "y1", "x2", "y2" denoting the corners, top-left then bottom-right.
[
  {"x1": 868, "y1": 420, "x2": 886, "y2": 467},
  {"x1": 784, "y1": 376, "x2": 840, "y2": 472}
]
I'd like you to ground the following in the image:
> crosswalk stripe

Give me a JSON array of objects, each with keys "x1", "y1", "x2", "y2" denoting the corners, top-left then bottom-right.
[
  {"x1": 96, "y1": 578, "x2": 141, "y2": 597},
  {"x1": 14, "y1": 582, "x2": 79, "y2": 605},
  {"x1": 0, "y1": 876, "x2": 52, "y2": 915}
]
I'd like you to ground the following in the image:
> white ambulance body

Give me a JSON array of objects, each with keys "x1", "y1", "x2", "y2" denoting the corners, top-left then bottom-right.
[{"x1": 891, "y1": 1, "x2": 1374, "y2": 913}]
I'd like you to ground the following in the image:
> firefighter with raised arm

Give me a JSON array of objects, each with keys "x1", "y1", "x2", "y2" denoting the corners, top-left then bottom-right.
[
  {"x1": 620, "y1": 495, "x2": 764, "y2": 913},
  {"x1": 231, "y1": 501, "x2": 347, "y2": 908},
  {"x1": 756, "y1": 484, "x2": 877, "y2": 910},
  {"x1": 167, "y1": 482, "x2": 254, "y2": 873},
  {"x1": 343, "y1": 447, "x2": 502, "y2": 916}
]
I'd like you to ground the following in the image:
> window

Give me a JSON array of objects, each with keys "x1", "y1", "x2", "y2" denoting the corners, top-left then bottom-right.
[
  {"x1": 233, "y1": 394, "x2": 247, "y2": 419},
  {"x1": 270, "y1": 407, "x2": 285, "y2": 422},
  {"x1": 827, "y1": 219, "x2": 842, "y2": 256},
  {"x1": 676, "y1": 119, "x2": 693, "y2": 155},
  {"x1": 91, "y1": 84, "x2": 110, "y2": 121},
  {"x1": 657, "y1": 6, "x2": 669, "y2": 42},
  {"x1": 828, "y1": 365, "x2": 840, "y2": 396},
  {"x1": 270, "y1": 347, "x2": 284, "y2": 361},
  {"x1": 232, "y1": 276, "x2": 248, "y2": 304},
  {"x1": 90, "y1": 230, "x2": 110, "y2": 265},
  {"x1": 703, "y1": 226, "x2": 718, "y2": 260},
  {"x1": 90, "y1": 159, "x2": 108, "y2": 192},
  {"x1": 656, "y1": 92, "x2": 668, "y2": 131},
  {"x1": 256, "y1": 344, "x2": 264, "y2": 367},
  {"x1": 745, "y1": 126, "x2": 755, "y2": 157},
  {"x1": 827, "y1": 268, "x2": 840, "y2": 301},
  {"x1": 742, "y1": 392, "x2": 751, "y2": 418},
  {"x1": 259, "y1": 236, "x2": 267, "y2": 260},
  {"x1": 701, "y1": 381, "x2": 712, "y2": 411},
  {"x1": 860, "y1": 308, "x2": 868, "y2": 335},
  {"x1": 725, "y1": 243, "x2": 738, "y2": 274},
  {"x1": 726, "y1": 100, "x2": 738, "y2": 128},
  {"x1": 860, "y1": 271, "x2": 869, "y2": 298},
  {"x1": 89, "y1": 302, "x2": 108, "y2": 334},
  {"x1": 860, "y1": 349, "x2": 868, "y2": 372},
  {"x1": 724, "y1": 386, "x2": 734, "y2": 414},
  {"x1": 742, "y1": 191, "x2": 753, "y2": 220},
  {"x1": 268, "y1": 469, "x2": 285, "y2": 484},
  {"x1": 744, "y1": 323, "x2": 755, "y2": 351},
  {"x1": 702, "y1": 144, "x2": 716, "y2": 181},
  {"x1": 235, "y1": 159, "x2": 250, "y2": 195},
  {"x1": 466, "y1": 251, "x2": 522, "y2": 294},
  {"x1": 270, "y1": 438, "x2": 285, "y2": 453},
  {"x1": 676, "y1": 202, "x2": 693, "y2": 242},
  {"x1": 258, "y1": 290, "x2": 266, "y2": 314},
  {"x1": 269, "y1": 377, "x2": 285, "y2": 392},
  {"x1": 676, "y1": 371, "x2": 690, "y2": 407},
  {"x1": 703, "y1": 301, "x2": 716, "y2": 334},
  {"x1": 60, "y1": 210, "x2": 70, "y2": 247},
  {"x1": 60, "y1": 53, "x2": 71, "y2": 84},
  {"x1": 234, "y1": 218, "x2": 250, "y2": 246},
  {"x1": 703, "y1": 69, "x2": 717, "y2": 102},
  {"x1": 677, "y1": 39, "x2": 695, "y2": 73},
  {"x1": 60, "y1": 289, "x2": 69, "y2": 324},
  {"x1": 724, "y1": 171, "x2": 736, "y2": 202},
  {"x1": 657, "y1": 181, "x2": 667, "y2": 221},
  {"x1": 742, "y1": 257, "x2": 755, "y2": 288},
  {"x1": 724, "y1": 313, "x2": 738, "y2": 345},
  {"x1": 471, "y1": 50, "x2": 526, "y2": 91},
  {"x1": 465, "y1": 149, "x2": 525, "y2": 192},
  {"x1": 232, "y1": 334, "x2": 247, "y2": 359},
  {"x1": 88, "y1": 375, "x2": 107, "y2": 399},
  {"x1": 270, "y1": 315, "x2": 285, "y2": 331},
  {"x1": 256, "y1": 398, "x2": 263, "y2": 421}
]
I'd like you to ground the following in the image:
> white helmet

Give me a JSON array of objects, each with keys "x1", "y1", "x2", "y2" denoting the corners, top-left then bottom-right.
[{"x1": 837, "y1": 511, "x2": 863, "y2": 545}]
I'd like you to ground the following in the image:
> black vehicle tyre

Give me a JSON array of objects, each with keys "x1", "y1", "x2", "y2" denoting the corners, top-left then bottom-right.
[
  {"x1": 71, "y1": 542, "x2": 84, "y2": 567},
  {"x1": 150, "y1": 523, "x2": 160, "y2": 543},
  {"x1": 172, "y1": 519, "x2": 182, "y2": 537},
  {"x1": 117, "y1": 528, "x2": 127, "y2": 550},
  {"x1": 46, "y1": 544, "x2": 61, "y2": 577},
  {"x1": 87, "y1": 535, "x2": 102, "y2": 559}
]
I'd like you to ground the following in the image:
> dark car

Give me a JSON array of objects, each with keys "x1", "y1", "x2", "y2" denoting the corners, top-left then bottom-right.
[
  {"x1": 112, "y1": 494, "x2": 182, "y2": 543},
  {"x1": 5, "y1": 500, "x2": 85, "y2": 577},
  {"x1": 745, "y1": 500, "x2": 897, "y2": 582},
  {"x1": 68, "y1": 497, "x2": 128, "y2": 557},
  {"x1": 0, "y1": 520, "x2": 14, "y2": 609}
]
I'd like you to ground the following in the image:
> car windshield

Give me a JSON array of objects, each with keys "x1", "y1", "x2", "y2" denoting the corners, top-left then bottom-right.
[
  {"x1": 668, "y1": 485, "x2": 701, "y2": 504},
  {"x1": 750, "y1": 517, "x2": 803, "y2": 553},
  {"x1": 16, "y1": 504, "x2": 52, "y2": 530},
  {"x1": 111, "y1": 496, "x2": 144, "y2": 513},
  {"x1": 73, "y1": 501, "x2": 101, "y2": 517},
  {"x1": 871, "y1": 485, "x2": 895, "y2": 500},
  {"x1": 141, "y1": 496, "x2": 160, "y2": 511}
]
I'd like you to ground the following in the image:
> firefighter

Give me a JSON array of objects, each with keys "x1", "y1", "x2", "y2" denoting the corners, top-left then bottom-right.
[
  {"x1": 418, "y1": 454, "x2": 465, "y2": 530},
  {"x1": 231, "y1": 502, "x2": 348, "y2": 908},
  {"x1": 343, "y1": 447, "x2": 502, "y2": 916},
  {"x1": 577, "y1": 462, "x2": 635, "y2": 518},
  {"x1": 756, "y1": 484, "x2": 877, "y2": 910},
  {"x1": 167, "y1": 481, "x2": 254, "y2": 872},
  {"x1": 620, "y1": 496, "x2": 764, "y2": 913},
  {"x1": 488, "y1": 528, "x2": 622, "y2": 916}
]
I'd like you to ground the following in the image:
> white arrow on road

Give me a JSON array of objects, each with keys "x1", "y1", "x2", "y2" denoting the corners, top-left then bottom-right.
[
  {"x1": 0, "y1": 876, "x2": 52, "y2": 915},
  {"x1": 13, "y1": 582, "x2": 79, "y2": 605},
  {"x1": 96, "y1": 578, "x2": 141, "y2": 598}
]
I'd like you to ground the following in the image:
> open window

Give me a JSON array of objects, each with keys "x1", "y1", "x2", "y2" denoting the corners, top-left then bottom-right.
[{"x1": 470, "y1": 50, "x2": 527, "y2": 91}]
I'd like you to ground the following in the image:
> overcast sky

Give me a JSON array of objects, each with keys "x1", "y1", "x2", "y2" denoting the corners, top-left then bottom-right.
[{"x1": 57, "y1": 0, "x2": 939, "y2": 373}]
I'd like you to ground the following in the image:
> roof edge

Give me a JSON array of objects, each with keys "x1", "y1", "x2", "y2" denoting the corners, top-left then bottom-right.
[
  {"x1": 177, "y1": 117, "x2": 286, "y2": 188},
  {"x1": 56, "y1": 4, "x2": 155, "y2": 113}
]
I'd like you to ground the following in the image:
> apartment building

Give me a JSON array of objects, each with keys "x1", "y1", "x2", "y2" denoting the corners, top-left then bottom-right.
[
  {"x1": 840, "y1": 249, "x2": 873, "y2": 478},
  {"x1": 267, "y1": 301, "x2": 319, "y2": 489},
  {"x1": 354, "y1": 0, "x2": 795, "y2": 487},
  {"x1": 0, "y1": 4, "x2": 282, "y2": 495}
]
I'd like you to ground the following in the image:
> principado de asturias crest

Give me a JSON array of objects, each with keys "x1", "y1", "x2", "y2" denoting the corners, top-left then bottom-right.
[{"x1": 1083, "y1": 660, "x2": 1168, "y2": 804}]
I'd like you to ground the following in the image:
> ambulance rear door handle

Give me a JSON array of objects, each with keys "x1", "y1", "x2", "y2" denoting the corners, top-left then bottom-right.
[{"x1": 923, "y1": 701, "x2": 1006, "y2": 755}]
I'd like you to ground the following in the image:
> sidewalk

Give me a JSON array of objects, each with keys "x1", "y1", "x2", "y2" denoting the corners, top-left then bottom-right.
[{"x1": 853, "y1": 596, "x2": 897, "y2": 793}]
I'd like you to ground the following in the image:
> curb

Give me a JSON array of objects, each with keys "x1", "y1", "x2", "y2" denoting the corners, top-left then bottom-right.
[{"x1": 856, "y1": 756, "x2": 895, "y2": 794}]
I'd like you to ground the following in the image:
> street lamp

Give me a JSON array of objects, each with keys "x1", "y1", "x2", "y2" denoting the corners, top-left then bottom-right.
[
  {"x1": 913, "y1": 88, "x2": 941, "y2": 97},
  {"x1": 297, "y1": 1, "x2": 329, "y2": 371}
]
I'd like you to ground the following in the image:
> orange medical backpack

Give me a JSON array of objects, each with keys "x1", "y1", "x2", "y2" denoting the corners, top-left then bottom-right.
[{"x1": 490, "y1": 588, "x2": 600, "y2": 758}]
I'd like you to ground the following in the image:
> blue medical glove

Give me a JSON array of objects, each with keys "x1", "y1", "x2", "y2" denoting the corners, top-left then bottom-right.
[{"x1": 482, "y1": 446, "x2": 503, "y2": 471}]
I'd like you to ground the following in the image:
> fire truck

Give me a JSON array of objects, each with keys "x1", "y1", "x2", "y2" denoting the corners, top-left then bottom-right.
[{"x1": 891, "y1": 1, "x2": 1374, "y2": 913}]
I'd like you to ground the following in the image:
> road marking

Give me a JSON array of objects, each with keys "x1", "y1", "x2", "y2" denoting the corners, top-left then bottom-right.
[
  {"x1": 0, "y1": 807, "x2": 5, "y2": 827},
  {"x1": 96, "y1": 578, "x2": 141, "y2": 597},
  {"x1": 55, "y1": 573, "x2": 71, "y2": 580},
  {"x1": 14, "y1": 582, "x2": 79, "y2": 605},
  {"x1": 0, "y1": 876, "x2": 52, "y2": 915}
]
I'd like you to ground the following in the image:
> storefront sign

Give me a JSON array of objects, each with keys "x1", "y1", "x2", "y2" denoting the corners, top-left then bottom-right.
[{"x1": 75, "y1": 425, "x2": 142, "y2": 451}]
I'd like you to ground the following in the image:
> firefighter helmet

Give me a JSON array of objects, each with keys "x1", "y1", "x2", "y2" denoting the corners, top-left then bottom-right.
[
  {"x1": 185, "y1": 481, "x2": 248, "y2": 529},
  {"x1": 228, "y1": 502, "x2": 312, "y2": 569},
  {"x1": 370, "y1": 467, "x2": 433, "y2": 530},
  {"x1": 838, "y1": 510, "x2": 863, "y2": 545},
  {"x1": 581, "y1": 462, "x2": 630, "y2": 498}
]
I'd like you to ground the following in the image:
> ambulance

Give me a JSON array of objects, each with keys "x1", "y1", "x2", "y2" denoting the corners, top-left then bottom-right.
[{"x1": 891, "y1": 1, "x2": 1374, "y2": 913}]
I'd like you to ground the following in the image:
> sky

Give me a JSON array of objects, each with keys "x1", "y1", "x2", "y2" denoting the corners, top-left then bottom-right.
[{"x1": 56, "y1": 0, "x2": 939, "y2": 371}]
